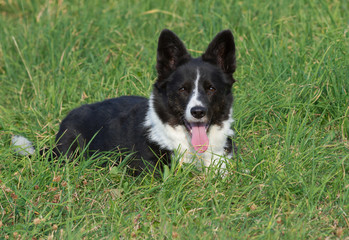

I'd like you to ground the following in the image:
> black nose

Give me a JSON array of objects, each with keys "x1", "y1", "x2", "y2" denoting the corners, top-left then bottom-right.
[{"x1": 191, "y1": 106, "x2": 207, "y2": 119}]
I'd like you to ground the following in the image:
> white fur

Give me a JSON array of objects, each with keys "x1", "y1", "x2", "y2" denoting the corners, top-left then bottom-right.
[
  {"x1": 185, "y1": 69, "x2": 206, "y2": 123},
  {"x1": 11, "y1": 135, "x2": 35, "y2": 155},
  {"x1": 144, "y1": 94, "x2": 234, "y2": 171},
  {"x1": 144, "y1": 94, "x2": 189, "y2": 151}
]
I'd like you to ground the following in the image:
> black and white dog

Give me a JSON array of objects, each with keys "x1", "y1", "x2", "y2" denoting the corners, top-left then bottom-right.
[{"x1": 13, "y1": 29, "x2": 237, "y2": 175}]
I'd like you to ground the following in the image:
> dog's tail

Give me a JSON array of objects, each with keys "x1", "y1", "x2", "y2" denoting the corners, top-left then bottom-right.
[
  {"x1": 11, "y1": 135, "x2": 35, "y2": 156},
  {"x1": 11, "y1": 135, "x2": 60, "y2": 161}
]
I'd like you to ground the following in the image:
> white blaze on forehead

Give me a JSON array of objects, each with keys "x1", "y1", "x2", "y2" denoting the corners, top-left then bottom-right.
[{"x1": 185, "y1": 68, "x2": 205, "y2": 122}]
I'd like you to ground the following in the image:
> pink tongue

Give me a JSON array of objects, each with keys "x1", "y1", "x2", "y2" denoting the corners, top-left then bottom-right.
[{"x1": 191, "y1": 124, "x2": 209, "y2": 153}]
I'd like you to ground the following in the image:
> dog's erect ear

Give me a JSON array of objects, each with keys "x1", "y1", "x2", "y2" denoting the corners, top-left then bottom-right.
[
  {"x1": 202, "y1": 30, "x2": 236, "y2": 77},
  {"x1": 156, "y1": 29, "x2": 191, "y2": 82}
]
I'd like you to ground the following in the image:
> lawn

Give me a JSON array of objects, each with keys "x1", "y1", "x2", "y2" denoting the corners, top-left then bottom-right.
[{"x1": 0, "y1": 0, "x2": 348, "y2": 239}]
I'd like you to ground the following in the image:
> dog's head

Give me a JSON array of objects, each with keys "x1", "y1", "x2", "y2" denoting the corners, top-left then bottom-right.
[{"x1": 152, "y1": 29, "x2": 236, "y2": 152}]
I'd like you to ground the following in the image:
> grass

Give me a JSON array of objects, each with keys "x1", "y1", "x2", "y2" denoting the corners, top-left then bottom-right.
[{"x1": 0, "y1": 0, "x2": 348, "y2": 238}]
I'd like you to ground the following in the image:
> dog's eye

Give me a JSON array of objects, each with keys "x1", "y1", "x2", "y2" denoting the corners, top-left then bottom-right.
[
  {"x1": 178, "y1": 87, "x2": 187, "y2": 93},
  {"x1": 207, "y1": 86, "x2": 216, "y2": 94}
]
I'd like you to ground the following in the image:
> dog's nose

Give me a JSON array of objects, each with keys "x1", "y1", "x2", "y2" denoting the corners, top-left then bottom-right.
[{"x1": 191, "y1": 106, "x2": 207, "y2": 119}]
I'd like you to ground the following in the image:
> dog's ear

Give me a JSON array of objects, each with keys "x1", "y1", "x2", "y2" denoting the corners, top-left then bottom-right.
[
  {"x1": 156, "y1": 29, "x2": 191, "y2": 82},
  {"x1": 202, "y1": 30, "x2": 236, "y2": 81}
]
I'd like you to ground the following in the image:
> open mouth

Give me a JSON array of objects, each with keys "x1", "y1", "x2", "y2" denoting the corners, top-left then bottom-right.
[{"x1": 184, "y1": 120, "x2": 210, "y2": 153}]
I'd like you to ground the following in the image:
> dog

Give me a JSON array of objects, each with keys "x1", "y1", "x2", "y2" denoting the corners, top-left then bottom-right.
[{"x1": 12, "y1": 29, "x2": 237, "y2": 175}]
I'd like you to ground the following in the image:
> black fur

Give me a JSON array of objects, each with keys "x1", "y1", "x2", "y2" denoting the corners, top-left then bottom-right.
[{"x1": 54, "y1": 96, "x2": 170, "y2": 173}]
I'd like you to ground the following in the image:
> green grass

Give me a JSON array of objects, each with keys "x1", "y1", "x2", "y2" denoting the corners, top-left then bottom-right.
[{"x1": 0, "y1": 0, "x2": 348, "y2": 238}]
